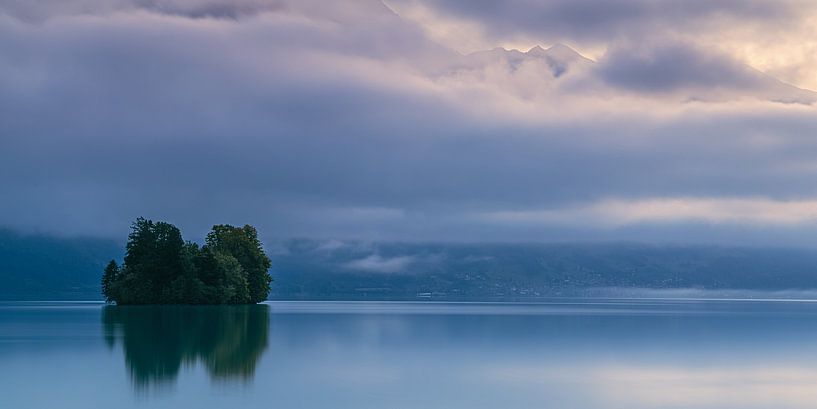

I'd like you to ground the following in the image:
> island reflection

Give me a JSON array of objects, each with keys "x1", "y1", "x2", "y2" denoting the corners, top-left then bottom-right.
[{"x1": 102, "y1": 304, "x2": 269, "y2": 391}]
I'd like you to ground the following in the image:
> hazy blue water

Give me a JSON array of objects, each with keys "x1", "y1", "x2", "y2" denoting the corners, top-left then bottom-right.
[{"x1": 3, "y1": 300, "x2": 817, "y2": 408}]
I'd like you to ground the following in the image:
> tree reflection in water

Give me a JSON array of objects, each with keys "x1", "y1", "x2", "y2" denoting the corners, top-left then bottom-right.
[{"x1": 102, "y1": 304, "x2": 269, "y2": 390}]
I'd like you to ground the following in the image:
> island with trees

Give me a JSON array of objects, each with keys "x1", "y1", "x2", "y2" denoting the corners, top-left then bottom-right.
[{"x1": 101, "y1": 218, "x2": 272, "y2": 304}]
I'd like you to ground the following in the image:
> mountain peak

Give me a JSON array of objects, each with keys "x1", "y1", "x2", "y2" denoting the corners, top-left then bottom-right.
[
  {"x1": 547, "y1": 43, "x2": 574, "y2": 52},
  {"x1": 546, "y1": 43, "x2": 587, "y2": 61},
  {"x1": 461, "y1": 43, "x2": 593, "y2": 79},
  {"x1": 527, "y1": 45, "x2": 546, "y2": 55}
]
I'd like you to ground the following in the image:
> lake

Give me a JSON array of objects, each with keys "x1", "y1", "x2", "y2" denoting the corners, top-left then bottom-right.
[{"x1": 3, "y1": 300, "x2": 817, "y2": 408}]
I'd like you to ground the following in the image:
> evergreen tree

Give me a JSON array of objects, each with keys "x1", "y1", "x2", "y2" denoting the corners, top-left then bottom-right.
[
  {"x1": 101, "y1": 260, "x2": 119, "y2": 302},
  {"x1": 121, "y1": 218, "x2": 185, "y2": 303}
]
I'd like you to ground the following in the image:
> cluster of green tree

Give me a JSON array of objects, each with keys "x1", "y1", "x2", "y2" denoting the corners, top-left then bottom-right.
[{"x1": 102, "y1": 218, "x2": 272, "y2": 304}]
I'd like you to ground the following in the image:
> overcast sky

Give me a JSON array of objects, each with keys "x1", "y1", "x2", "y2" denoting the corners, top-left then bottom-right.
[{"x1": 3, "y1": 0, "x2": 817, "y2": 245}]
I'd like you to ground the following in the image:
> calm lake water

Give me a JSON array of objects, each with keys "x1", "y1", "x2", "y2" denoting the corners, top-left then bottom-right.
[{"x1": 3, "y1": 300, "x2": 817, "y2": 408}]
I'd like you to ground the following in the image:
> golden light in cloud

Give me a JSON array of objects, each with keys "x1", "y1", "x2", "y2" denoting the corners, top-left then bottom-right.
[
  {"x1": 478, "y1": 197, "x2": 817, "y2": 227},
  {"x1": 707, "y1": 14, "x2": 817, "y2": 91},
  {"x1": 386, "y1": 0, "x2": 817, "y2": 90}
]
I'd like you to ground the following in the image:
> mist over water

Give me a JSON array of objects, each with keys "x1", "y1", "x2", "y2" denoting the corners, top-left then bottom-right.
[{"x1": 3, "y1": 300, "x2": 817, "y2": 408}]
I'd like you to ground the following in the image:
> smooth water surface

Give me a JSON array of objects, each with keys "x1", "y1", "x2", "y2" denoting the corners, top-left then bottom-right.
[{"x1": 3, "y1": 300, "x2": 817, "y2": 408}]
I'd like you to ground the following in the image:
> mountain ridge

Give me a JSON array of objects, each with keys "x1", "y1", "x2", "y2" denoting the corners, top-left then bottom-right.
[
  {"x1": 5, "y1": 230, "x2": 817, "y2": 300},
  {"x1": 454, "y1": 43, "x2": 816, "y2": 103}
]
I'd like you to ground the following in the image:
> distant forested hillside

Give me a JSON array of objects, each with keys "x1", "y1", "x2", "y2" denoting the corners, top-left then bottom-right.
[
  {"x1": 5, "y1": 230, "x2": 817, "y2": 300},
  {"x1": 0, "y1": 229, "x2": 122, "y2": 300},
  {"x1": 269, "y1": 240, "x2": 817, "y2": 300}
]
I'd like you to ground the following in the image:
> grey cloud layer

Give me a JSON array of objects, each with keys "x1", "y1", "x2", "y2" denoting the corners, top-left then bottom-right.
[
  {"x1": 2, "y1": 0, "x2": 390, "y2": 21},
  {"x1": 395, "y1": 0, "x2": 801, "y2": 42},
  {"x1": 595, "y1": 42, "x2": 816, "y2": 102},
  {"x1": 1, "y1": 1, "x2": 817, "y2": 244}
]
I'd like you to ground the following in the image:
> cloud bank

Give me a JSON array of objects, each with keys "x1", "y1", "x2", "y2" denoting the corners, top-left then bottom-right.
[
  {"x1": 343, "y1": 255, "x2": 416, "y2": 273},
  {"x1": 2, "y1": 0, "x2": 817, "y2": 245}
]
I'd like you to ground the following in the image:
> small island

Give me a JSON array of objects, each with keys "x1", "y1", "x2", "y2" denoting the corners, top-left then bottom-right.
[{"x1": 102, "y1": 218, "x2": 272, "y2": 304}]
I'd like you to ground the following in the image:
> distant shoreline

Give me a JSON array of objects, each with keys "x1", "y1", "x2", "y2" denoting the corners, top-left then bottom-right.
[{"x1": 7, "y1": 288, "x2": 817, "y2": 303}]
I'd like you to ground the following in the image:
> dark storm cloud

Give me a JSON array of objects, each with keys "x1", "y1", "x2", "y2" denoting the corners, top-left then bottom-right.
[
  {"x1": 1, "y1": 0, "x2": 817, "y2": 244},
  {"x1": 591, "y1": 42, "x2": 816, "y2": 103},
  {"x1": 1, "y1": 0, "x2": 289, "y2": 21},
  {"x1": 597, "y1": 43, "x2": 759, "y2": 92},
  {"x1": 401, "y1": 0, "x2": 799, "y2": 42}
]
